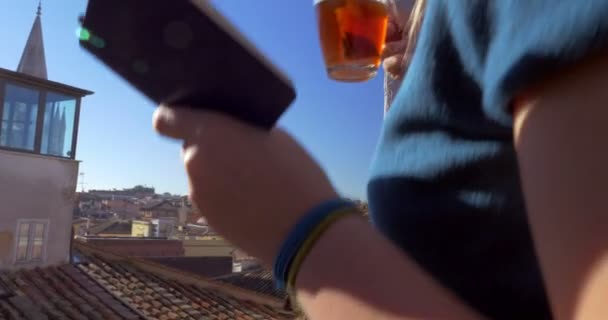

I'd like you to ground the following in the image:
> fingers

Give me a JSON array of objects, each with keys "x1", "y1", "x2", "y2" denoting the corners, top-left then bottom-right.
[
  {"x1": 154, "y1": 105, "x2": 267, "y2": 142},
  {"x1": 382, "y1": 38, "x2": 410, "y2": 79},
  {"x1": 385, "y1": 20, "x2": 404, "y2": 43},
  {"x1": 383, "y1": 54, "x2": 406, "y2": 79},
  {"x1": 153, "y1": 105, "x2": 203, "y2": 140},
  {"x1": 386, "y1": 0, "x2": 414, "y2": 42},
  {"x1": 382, "y1": 39, "x2": 408, "y2": 60}
]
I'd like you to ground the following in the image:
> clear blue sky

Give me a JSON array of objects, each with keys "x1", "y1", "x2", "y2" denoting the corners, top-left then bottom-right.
[{"x1": 0, "y1": 0, "x2": 385, "y2": 199}]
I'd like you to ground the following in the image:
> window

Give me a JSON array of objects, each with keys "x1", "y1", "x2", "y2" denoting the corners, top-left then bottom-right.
[
  {"x1": 15, "y1": 220, "x2": 48, "y2": 263},
  {"x1": 1, "y1": 84, "x2": 40, "y2": 151},
  {"x1": 41, "y1": 92, "x2": 77, "y2": 157},
  {"x1": 0, "y1": 82, "x2": 83, "y2": 159},
  {"x1": 16, "y1": 223, "x2": 30, "y2": 261}
]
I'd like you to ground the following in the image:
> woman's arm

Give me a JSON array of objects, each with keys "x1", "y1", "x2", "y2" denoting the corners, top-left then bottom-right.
[
  {"x1": 153, "y1": 107, "x2": 481, "y2": 320},
  {"x1": 514, "y1": 54, "x2": 608, "y2": 320},
  {"x1": 294, "y1": 215, "x2": 481, "y2": 320}
]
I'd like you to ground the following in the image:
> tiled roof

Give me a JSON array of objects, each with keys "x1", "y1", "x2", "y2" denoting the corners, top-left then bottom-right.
[
  {"x1": 145, "y1": 257, "x2": 233, "y2": 278},
  {"x1": 79, "y1": 253, "x2": 293, "y2": 319},
  {"x1": 141, "y1": 200, "x2": 176, "y2": 211},
  {"x1": 0, "y1": 246, "x2": 293, "y2": 319},
  {"x1": 215, "y1": 268, "x2": 287, "y2": 300},
  {"x1": 0, "y1": 264, "x2": 141, "y2": 320}
]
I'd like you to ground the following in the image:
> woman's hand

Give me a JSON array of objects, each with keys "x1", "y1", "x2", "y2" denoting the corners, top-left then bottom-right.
[
  {"x1": 153, "y1": 106, "x2": 338, "y2": 263},
  {"x1": 382, "y1": 20, "x2": 408, "y2": 79},
  {"x1": 382, "y1": 0, "x2": 414, "y2": 79}
]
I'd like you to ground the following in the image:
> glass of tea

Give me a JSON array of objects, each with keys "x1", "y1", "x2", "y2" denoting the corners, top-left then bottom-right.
[{"x1": 314, "y1": 0, "x2": 389, "y2": 82}]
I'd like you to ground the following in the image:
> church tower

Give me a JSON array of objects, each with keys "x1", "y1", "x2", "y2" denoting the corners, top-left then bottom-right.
[
  {"x1": 15, "y1": 2, "x2": 68, "y2": 156},
  {"x1": 17, "y1": 1, "x2": 48, "y2": 79}
]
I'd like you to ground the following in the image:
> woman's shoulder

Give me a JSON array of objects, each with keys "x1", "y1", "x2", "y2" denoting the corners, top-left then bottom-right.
[{"x1": 434, "y1": 0, "x2": 608, "y2": 124}]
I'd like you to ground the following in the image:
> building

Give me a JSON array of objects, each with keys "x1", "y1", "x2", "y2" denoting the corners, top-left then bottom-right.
[
  {"x1": 75, "y1": 192, "x2": 102, "y2": 215},
  {"x1": 140, "y1": 200, "x2": 179, "y2": 219},
  {"x1": 131, "y1": 220, "x2": 153, "y2": 237},
  {"x1": 89, "y1": 185, "x2": 156, "y2": 199},
  {"x1": 0, "y1": 3, "x2": 92, "y2": 269},
  {"x1": 103, "y1": 198, "x2": 141, "y2": 219},
  {"x1": 75, "y1": 237, "x2": 185, "y2": 257},
  {"x1": 182, "y1": 237, "x2": 234, "y2": 257},
  {"x1": 87, "y1": 219, "x2": 132, "y2": 237},
  {"x1": 132, "y1": 218, "x2": 177, "y2": 238},
  {"x1": 72, "y1": 218, "x2": 89, "y2": 237}
]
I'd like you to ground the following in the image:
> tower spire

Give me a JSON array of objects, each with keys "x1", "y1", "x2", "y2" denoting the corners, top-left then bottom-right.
[{"x1": 17, "y1": 1, "x2": 48, "y2": 79}]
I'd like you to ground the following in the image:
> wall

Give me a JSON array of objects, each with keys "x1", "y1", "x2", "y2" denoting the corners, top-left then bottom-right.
[
  {"x1": 97, "y1": 232, "x2": 132, "y2": 237},
  {"x1": 77, "y1": 238, "x2": 184, "y2": 257},
  {"x1": 0, "y1": 149, "x2": 78, "y2": 269},
  {"x1": 183, "y1": 238, "x2": 234, "y2": 257},
  {"x1": 151, "y1": 218, "x2": 176, "y2": 238},
  {"x1": 131, "y1": 220, "x2": 152, "y2": 237}
]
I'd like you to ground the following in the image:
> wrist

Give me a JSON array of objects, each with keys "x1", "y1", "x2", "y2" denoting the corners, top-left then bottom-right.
[
  {"x1": 293, "y1": 214, "x2": 369, "y2": 289},
  {"x1": 272, "y1": 198, "x2": 359, "y2": 290},
  {"x1": 220, "y1": 187, "x2": 338, "y2": 266}
]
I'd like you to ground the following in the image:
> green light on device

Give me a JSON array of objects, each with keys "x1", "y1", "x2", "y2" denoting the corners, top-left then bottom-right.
[
  {"x1": 76, "y1": 27, "x2": 106, "y2": 49},
  {"x1": 77, "y1": 27, "x2": 91, "y2": 41}
]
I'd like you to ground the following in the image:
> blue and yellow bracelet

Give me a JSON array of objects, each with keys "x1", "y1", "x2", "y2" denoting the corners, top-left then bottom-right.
[{"x1": 272, "y1": 198, "x2": 359, "y2": 291}]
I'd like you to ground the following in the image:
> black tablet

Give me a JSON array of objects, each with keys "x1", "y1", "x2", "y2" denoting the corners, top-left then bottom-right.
[{"x1": 79, "y1": 0, "x2": 296, "y2": 129}]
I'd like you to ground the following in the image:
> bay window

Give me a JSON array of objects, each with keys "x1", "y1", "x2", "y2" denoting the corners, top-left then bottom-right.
[
  {"x1": 0, "y1": 80, "x2": 81, "y2": 159},
  {"x1": 1, "y1": 84, "x2": 39, "y2": 151}
]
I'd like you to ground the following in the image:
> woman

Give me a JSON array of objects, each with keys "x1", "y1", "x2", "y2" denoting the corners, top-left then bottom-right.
[{"x1": 153, "y1": 0, "x2": 608, "y2": 319}]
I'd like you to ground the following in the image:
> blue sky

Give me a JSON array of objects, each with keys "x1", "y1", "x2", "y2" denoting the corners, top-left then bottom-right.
[{"x1": 0, "y1": 0, "x2": 385, "y2": 199}]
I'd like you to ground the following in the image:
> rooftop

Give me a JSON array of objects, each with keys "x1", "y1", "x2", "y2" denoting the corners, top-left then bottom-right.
[
  {"x1": 75, "y1": 237, "x2": 185, "y2": 257},
  {"x1": 0, "y1": 67, "x2": 93, "y2": 98},
  {"x1": 0, "y1": 242, "x2": 295, "y2": 319},
  {"x1": 79, "y1": 254, "x2": 292, "y2": 319},
  {"x1": 215, "y1": 268, "x2": 287, "y2": 300},
  {"x1": 88, "y1": 220, "x2": 132, "y2": 236},
  {"x1": 141, "y1": 200, "x2": 178, "y2": 211},
  {"x1": 0, "y1": 264, "x2": 140, "y2": 320},
  {"x1": 145, "y1": 256, "x2": 233, "y2": 278}
]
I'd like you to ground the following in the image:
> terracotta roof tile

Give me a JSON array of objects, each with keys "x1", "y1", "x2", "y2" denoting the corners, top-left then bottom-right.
[
  {"x1": 215, "y1": 268, "x2": 287, "y2": 300},
  {"x1": 0, "y1": 246, "x2": 294, "y2": 319},
  {"x1": 0, "y1": 265, "x2": 141, "y2": 320},
  {"x1": 77, "y1": 252, "x2": 294, "y2": 319},
  {"x1": 145, "y1": 257, "x2": 233, "y2": 278}
]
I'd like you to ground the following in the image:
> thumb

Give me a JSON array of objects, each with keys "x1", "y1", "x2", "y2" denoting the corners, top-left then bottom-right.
[
  {"x1": 153, "y1": 105, "x2": 205, "y2": 140},
  {"x1": 383, "y1": 54, "x2": 407, "y2": 79}
]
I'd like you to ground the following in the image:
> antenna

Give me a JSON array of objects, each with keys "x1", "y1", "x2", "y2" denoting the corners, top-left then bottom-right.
[{"x1": 79, "y1": 172, "x2": 87, "y2": 192}]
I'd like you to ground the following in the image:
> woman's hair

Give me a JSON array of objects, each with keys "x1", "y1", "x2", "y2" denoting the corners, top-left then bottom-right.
[{"x1": 404, "y1": 0, "x2": 426, "y2": 64}]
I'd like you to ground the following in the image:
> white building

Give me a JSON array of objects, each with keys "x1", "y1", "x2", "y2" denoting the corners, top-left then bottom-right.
[{"x1": 0, "y1": 4, "x2": 93, "y2": 269}]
